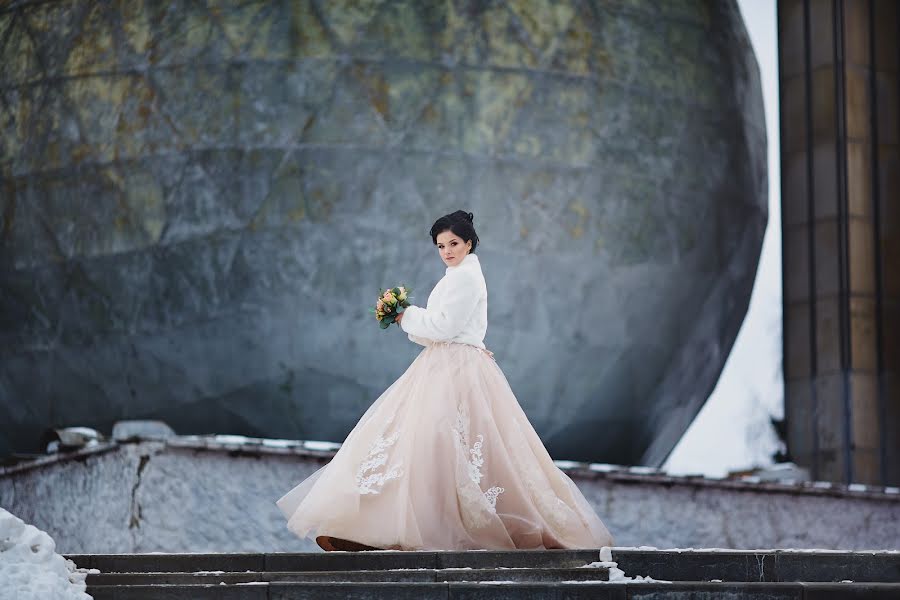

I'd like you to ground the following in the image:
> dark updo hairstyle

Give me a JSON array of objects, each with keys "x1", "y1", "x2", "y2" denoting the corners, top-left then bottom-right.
[{"x1": 429, "y1": 210, "x2": 479, "y2": 253}]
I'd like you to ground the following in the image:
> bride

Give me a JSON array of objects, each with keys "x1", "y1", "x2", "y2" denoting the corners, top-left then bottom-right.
[{"x1": 275, "y1": 210, "x2": 615, "y2": 551}]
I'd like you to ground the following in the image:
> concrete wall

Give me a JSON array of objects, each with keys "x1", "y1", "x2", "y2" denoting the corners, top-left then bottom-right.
[{"x1": 1, "y1": 439, "x2": 897, "y2": 554}]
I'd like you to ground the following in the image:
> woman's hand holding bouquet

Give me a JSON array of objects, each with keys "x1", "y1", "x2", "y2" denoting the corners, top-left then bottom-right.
[{"x1": 371, "y1": 286, "x2": 412, "y2": 329}]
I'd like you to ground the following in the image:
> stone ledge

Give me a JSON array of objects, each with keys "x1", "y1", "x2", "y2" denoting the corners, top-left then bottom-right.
[{"x1": 5, "y1": 434, "x2": 898, "y2": 503}]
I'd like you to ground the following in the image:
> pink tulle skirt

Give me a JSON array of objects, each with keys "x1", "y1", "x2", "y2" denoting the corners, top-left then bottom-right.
[{"x1": 275, "y1": 340, "x2": 615, "y2": 551}]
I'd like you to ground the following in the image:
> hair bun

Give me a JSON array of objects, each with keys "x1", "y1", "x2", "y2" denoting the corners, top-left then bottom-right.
[{"x1": 448, "y1": 209, "x2": 474, "y2": 224}]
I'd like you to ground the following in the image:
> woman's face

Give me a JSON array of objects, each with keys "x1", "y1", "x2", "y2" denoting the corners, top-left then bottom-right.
[{"x1": 436, "y1": 230, "x2": 471, "y2": 267}]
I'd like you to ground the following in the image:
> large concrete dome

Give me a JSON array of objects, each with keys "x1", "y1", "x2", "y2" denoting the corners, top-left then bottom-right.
[{"x1": 0, "y1": 0, "x2": 766, "y2": 465}]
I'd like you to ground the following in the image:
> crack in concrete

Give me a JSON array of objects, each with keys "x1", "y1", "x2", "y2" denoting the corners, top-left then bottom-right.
[{"x1": 128, "y1": 453, "x2": 151, "y2": 531}]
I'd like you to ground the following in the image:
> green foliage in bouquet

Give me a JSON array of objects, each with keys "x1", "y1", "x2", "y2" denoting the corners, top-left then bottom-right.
[{"x1": 370, "y1": 285, "x2": 412, "y2": 329}]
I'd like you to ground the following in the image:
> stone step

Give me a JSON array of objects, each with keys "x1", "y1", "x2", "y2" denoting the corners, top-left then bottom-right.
[
  {"x1": 86, "y1": 566, "x2": 609, "y2": 586},
  {"x1": 66, "y1": 549, "x2": 602, "y2": 573},
  {"x1": 614, "y1": 549, "x2": 900, "y2": 583},
  {"x1": 84, "y1": 581, "x2": 900, "y2": 600},
  {"x1": 66, "y1": 548, "x2": 900, "y2": 583},
  {"x1": 87, "y1": 570, "x2": 435, "y2": 586}
]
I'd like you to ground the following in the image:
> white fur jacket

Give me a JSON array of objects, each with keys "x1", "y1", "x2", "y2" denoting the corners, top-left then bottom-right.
[{"x1": 399, "y1": 252, "x2": 488, "y2": 350}]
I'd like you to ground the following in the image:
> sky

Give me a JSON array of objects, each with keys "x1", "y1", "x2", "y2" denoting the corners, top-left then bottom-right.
[{"x1": 662, "y1": 0, "x2": 784, "y2": 477}]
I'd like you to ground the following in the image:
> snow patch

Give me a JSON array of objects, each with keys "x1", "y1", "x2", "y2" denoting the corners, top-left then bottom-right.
[
  {"x1": 213, "y1": 435, "x2": 252, "y2": 444},
  {"x1": 608, "y1": 566, "x2": 670, "y2": 583},
  {"x1": 578, "y1": 561, "x2": 617, "y2": 568},
  {"x1": 627, "y1": 466, "x2": 660, "y2": 475},
  {"x1": 587, "y1": 463, "x2": 620, "y2": 473},
  {"x1": 595, "y1": 546, "x2": 672, "y2": 584},
  {"x1": 553, "y1": 461, "x2": 581, "y2": 469},
  {"x1": 260, "y1": 439, "x2": 300, "y2": 448},
  {"x1": 303, "y1": 440, "x2": 342, "y2": 451},
  {"x1": 0, "y1": 508, "x2": 93, "y2": 600}
]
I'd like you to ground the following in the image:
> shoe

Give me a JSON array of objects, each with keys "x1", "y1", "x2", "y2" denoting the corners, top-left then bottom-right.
[{"x1": 316, "y1": 535, "x2": 381, "y2": 552}]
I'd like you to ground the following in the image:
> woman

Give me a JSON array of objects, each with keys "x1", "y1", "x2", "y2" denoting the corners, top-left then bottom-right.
[{"x1": 275, "y1": 210, "x2": 615, "y2": 551}]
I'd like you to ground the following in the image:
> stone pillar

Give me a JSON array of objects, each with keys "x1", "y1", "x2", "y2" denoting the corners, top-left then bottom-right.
[{"x1": 779, "y1": 0, "x2": 900, "y2": 485}]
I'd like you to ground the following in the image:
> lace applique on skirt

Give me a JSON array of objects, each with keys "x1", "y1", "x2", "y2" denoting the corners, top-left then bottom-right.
[
  {"x1": 356, "y1": 430, "x2": 403, "y2": 495},
  {"x1": 452, "y1": 404, "x2": 505, "y2": 528}
]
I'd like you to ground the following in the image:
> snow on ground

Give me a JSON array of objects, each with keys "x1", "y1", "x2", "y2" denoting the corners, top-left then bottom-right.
[
  {"x1": 0, "y1": 508, "x2": 93, "y2": 600},
  {"x1": 599, "y1": 546, "x2": 672, "y2": 583}
]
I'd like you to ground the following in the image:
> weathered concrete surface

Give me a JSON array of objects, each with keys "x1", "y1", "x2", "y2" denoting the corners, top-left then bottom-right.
[
  {"x1": 1, "y1": 440, "x2": 896, "y2": 554},
  {"x1": 0, "y1": 1, "x2": 767, "y2": 465}
]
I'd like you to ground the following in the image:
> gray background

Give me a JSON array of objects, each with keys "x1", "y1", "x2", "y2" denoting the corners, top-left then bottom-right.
[{"x1": 0, "y1": 0, "x2": 767, "y2": 464}]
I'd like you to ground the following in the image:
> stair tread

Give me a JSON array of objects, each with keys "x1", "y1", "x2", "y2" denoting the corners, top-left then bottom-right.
[
  {"x1": 86, "y1": 566, "x2": 612, "y2": 585},
  {"x1": 85, "y1": 579, "x2": 900, "y2": 600}
]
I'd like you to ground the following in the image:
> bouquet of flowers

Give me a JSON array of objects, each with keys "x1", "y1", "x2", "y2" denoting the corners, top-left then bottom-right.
[{"x1": 371, "y1": 285, "x2": 412, "y2": 329}]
